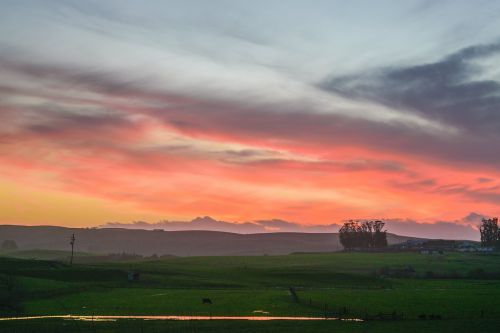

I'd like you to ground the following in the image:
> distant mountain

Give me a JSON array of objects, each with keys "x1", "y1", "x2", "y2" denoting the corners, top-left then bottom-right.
[
  {"x1": 0, "y1": 225, "x2": 415, "y2": 256},
  {"x1": 102, "y1": 216, "x2": 341, "y2": 233},
  {"x1": 100, "y1": 215, "x2": 481, "y2": 240}
]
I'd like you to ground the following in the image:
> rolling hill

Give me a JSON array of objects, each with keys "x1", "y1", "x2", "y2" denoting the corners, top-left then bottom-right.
[{"x1": 0, "y1": 225, "x2": 416, "y2": 256}]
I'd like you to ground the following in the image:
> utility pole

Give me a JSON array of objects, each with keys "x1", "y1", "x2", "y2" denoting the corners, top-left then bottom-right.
[{"x1": 70, "y1": 233, "x2": 76, "y2": 266}]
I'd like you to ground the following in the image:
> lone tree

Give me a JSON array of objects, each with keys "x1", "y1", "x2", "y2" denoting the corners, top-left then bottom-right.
[
  {"x1": 339, "y1": 220, "x2": 387, "y2": 250},
  {"x1": 1, "y1": 240, "x2": 18, "y2": 251},
  {"x1": 479, "y1": 218, "x2": 499, "y2": 247}
]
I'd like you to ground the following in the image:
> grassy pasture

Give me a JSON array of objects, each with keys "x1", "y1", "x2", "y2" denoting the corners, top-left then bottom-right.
[{"x1": 1, "y1": 251, "x2": 500, "y2": 332}]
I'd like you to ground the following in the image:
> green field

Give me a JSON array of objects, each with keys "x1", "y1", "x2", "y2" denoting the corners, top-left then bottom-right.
[{"x1": 1, "y1": 251, "x2": 500, "y2": 332}]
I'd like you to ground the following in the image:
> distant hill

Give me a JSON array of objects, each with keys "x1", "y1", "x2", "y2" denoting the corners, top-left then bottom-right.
[
  {"x1": 0, "y1": 225, "x2": 416, "y2": 256},
  {"x1": 100, "y1": 215, "x2": 481, "y2": 240}
]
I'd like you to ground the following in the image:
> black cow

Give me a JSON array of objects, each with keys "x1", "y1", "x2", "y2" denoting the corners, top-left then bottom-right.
[{"x1": 202, "y1": 298, "x2": 212, "y2": 304}]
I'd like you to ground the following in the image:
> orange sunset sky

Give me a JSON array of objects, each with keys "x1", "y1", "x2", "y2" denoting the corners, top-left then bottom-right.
[{"x1": 1, "y1": 1, "x2": 500, "y2": 237}]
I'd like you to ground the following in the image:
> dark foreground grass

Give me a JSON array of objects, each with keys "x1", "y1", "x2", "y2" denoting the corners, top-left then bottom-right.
[{"x1": 1, "y1": 319, "x2": 500, "y2": 333}]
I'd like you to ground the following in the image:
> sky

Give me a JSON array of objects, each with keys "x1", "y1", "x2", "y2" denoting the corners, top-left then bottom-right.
[{"x1": 1, "y1": 0, "x2": 500, "y2": 237}]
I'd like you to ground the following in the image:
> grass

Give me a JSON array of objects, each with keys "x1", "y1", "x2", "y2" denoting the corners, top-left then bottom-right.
[{"x1": 1, "y1": 251, "x2": 500, "y2": 332}]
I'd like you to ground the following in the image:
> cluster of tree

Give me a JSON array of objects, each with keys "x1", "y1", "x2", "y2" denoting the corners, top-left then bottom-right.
[
  {"x1": 339, "y1": 220, "x2": 388, "y2": 249},
  {"x1": 479, "y1": 218, "x2": 499, "y2": 248}
]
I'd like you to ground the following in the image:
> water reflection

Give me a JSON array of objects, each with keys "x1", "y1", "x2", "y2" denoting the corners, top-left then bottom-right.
[{"x1": 0, "y1": 315, "x2": 363, "y2": 322}]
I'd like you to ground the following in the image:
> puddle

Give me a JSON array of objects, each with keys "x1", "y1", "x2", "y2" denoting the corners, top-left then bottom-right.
[{"x1": 0, "y1": 315, "x2": 363, "y2": 322}]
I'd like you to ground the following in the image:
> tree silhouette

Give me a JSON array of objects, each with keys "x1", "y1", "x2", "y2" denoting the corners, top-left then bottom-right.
[
  {"x1": 479, "y1": 218, "x2": 499, "y2": 247},
  {"x1": 339, "y1": 220, "x2": 361, "y2": 249},
  {"x1": 339, "y1": 220, "x2": 387, "y2": 249},
  {"x1": 373, "y1": 220, "x2": 388, "y2": 248}
]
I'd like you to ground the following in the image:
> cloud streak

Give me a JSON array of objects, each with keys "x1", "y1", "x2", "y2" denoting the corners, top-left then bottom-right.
[{"x1": 321, "y1": 42, "x2": 500, "y2": 166}]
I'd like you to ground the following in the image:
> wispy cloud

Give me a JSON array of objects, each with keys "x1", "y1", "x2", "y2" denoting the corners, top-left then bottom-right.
[{"x1": 321, "y1": 41, "x2": 500, "y2": 166}]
